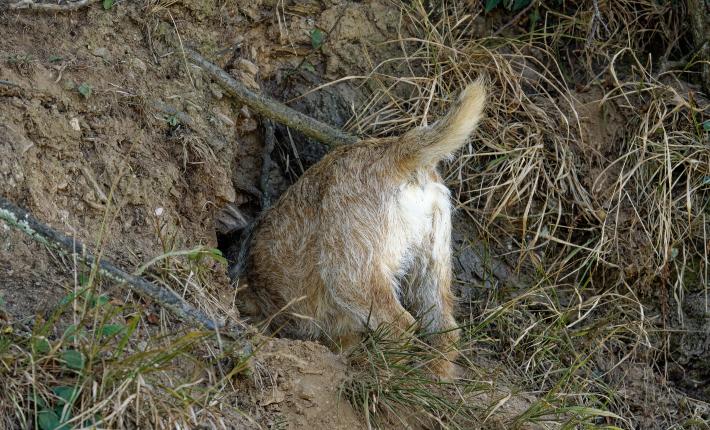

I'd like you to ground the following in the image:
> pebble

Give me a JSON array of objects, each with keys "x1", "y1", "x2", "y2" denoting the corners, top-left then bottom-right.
[
  {"x1": 69, "y1": 117, "x2": 81, "y2": 131},
  {"x1": 92, "y1": 47, "x2": 111, "y2": 60},
  {"x1": 131, "y1": 58, "x2": 147, "y2": 73},
  {"x1": 209, "y1": 83, "x2": 223, "y2": 99},
  {"x1": 237, "y1": 58, "x2": 258, "y2": 76}
]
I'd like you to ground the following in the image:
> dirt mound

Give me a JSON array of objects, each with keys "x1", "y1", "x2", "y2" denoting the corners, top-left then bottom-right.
[{"x1": 239, "y1": 338, "x2": 363, "y2": 430}]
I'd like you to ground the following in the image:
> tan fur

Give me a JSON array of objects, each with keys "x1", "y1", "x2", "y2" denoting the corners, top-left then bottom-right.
[{"x1": 243, "y1": 79, "x2": 487, "y2": 377}]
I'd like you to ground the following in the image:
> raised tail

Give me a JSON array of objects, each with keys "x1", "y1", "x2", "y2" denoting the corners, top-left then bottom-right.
[{"x1": 398, "y1": 78, "x2": 487, "y2": 169}]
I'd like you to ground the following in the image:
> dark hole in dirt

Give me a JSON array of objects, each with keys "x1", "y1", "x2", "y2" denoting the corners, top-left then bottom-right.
[{"x1": 216, "y1": 73, "x2": 363, "y2": 274}]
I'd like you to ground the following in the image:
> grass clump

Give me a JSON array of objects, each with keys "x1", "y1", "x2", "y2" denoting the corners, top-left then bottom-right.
[
  {"x1": 340, "y1": 0, "x2": 709, "y2": 428},
  {"x1": 0, "y1": 266, "x2": 252, "y2": 429}
]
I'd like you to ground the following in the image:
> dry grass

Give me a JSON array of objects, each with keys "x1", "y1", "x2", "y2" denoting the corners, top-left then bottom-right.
[
  {"x1": 341, "y1": 0, "x2": 709, "y2": 428},
  {"x1": 0, "y1": 201, "x2": 251, "y2": 429}
]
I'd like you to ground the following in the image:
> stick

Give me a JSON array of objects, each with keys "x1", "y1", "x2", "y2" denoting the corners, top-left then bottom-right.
[
  {"x1": 259, "y1": 119, "x2": 276, "y2": 210},
  {"x1": 0, "y1": 195, "x2": 231, "y2": 333},
  {"x1": 183, "y1": 47, "x2": 358, "y2": 149},
  {"x1": 687, "y1": 0, "x2": 710, "y2": 93},
  {"x1": 7, "y1": 0, "x2": 97, "y2": 11}
]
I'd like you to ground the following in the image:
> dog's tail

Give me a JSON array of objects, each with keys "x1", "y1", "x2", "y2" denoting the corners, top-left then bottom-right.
[{"x1": 398, "y1": 78, "x2": 487, "y2": 169}]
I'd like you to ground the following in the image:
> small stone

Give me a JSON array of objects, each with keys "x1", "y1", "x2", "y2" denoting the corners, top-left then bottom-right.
[
  {"x1": 214, "y1": 109, "x2": 234, "y2": 127},
  {"x1": 239, "y1": 72, "x2": 259, "y2": 91},
  {"x1": 62, "y1": 79, "x2": 76, "y2": 91},
  {"x1": 209, "y1": 83, "x2": 223, "y2": 99},
  {"x1": 131, "y1": 58, "x2": 147, "y2": 73},
  {"x1": 69, "y1": 117, "x2": 81, "y2": 131},
  {"x1": 237, "y1": 58, "x2": 258, "y2": 76},
  {"x1": 92, "y1": 47, "x2": 111, "y2": 60}
]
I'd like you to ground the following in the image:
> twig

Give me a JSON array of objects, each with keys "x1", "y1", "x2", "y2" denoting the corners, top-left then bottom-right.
[
  {"x1": 0, "y1": 80, "x2": 21, "y2": 87},
  {"x1": 0, "y1": 195, "x2": 234, "y2": 334},
  {"x1": 687, "y1": 0, "x2": 710, "y2": 93},
  {"x1": 182, "y1": 47, "x2": 358, "y2": 149},
  {"x1": 6, "y1": 0, "x2": 98, "y2": 11},
  {"x1": 259, "y1": 120, "x2": 276, "y2": 210}
]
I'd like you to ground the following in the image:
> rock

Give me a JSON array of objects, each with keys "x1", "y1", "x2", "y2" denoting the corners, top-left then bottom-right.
[
  {"x1": 209, "y1": 83, "x2": 223, "y2": 99},
  {"x1": 131, "y1": 58, "x2": 147, "y2": 73},
  {"x1": 237, "y1": 58, "x2": 259, "y2": 76},
  {"x1": 69, "y1": 117, "x2": 81, "y2": 132},
  {"x1": 92, "y1": 47, "x2": 111, "y2": 61},
  {"x1": 62, "y1": 79, "x2": 76, "y2": 91}
]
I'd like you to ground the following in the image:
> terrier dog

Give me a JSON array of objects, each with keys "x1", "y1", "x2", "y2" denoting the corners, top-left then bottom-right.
[{"x1": 241, "y1": 80, "x2": 487, "y2": 377}]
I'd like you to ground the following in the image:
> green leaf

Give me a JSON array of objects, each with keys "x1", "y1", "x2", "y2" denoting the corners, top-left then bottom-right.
[
  {"x1": 529, "y1": 7, "x2": 540, "y2": 29},
  {"x1": 205, "y1": 247, "x2": 228, "y2": 265},
  {"x1": 77, "y1": 83, "x2": 92, "y2": 99},
  {"x1": 33, "y1": 393, "x2": 48, "y2": 409},
  {"x1": 53, "y1": 405, "x2": 71, "y2": 429},
  {"x1": 48, "y1": 55, "x2": 63, "y2": 63},
  {"x1": 59, "y1": 291, "x2": 79, "y2": 307},
  {"x1": 511, "y1": 0, "x2": 530, "y2": 11},
  {"x1": 102, "y1": 0, "x2": 114, "y2": 9},
  {"x1": 310, "y1": 28, "x2": 325, "y2": 49},
  {"x1": 78, "y1": 273, "x2": 89, "y2": 286},
  {"x1": 52, "y1": 386, "x2": 77, "y2": 406},
  {"x1": 302, "y1": 62, "x2": 316, "y2": 73},
  {"x1": 87, "y1": 293, "x2": 109, "y2": 308},
  {"x1": 100, "y1": 324, "x2": 124, "y2": 337},
  {"x1": 63, "y1": 324, "x2": 79, "y2": 342},
  {"x1": 703, "y1": 119, "x2": 710, "y2": 131},
  {"x1": 33, "y1": 337, "x2": 51, "y2": 355},
  {"x1": 37, "y1": 409, "x2": 60, "y2": 430},
  {"x1": 166, "y1": 114, "x2": 179, "y2": 127},
  {"x1": 61, "y1": 349, "x2": 85, "y2": 370},
  {"x1": 485, "y1": 0, "x2": 502, "y2": 12}
]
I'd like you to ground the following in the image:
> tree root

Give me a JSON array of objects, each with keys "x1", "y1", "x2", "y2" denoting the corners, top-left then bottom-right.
[
  {"x1": 0, "y1": 195, "x2": 242, "y2": 336},
  {"x1": 182, "y1": 47, "x2": 358, "y2": 149},
  {"x1": 687, "y1": 0, "x2": 710, "y2": 93},
  {"x1": 7, "y1": 0, "x2": 98, "y2": 11}
]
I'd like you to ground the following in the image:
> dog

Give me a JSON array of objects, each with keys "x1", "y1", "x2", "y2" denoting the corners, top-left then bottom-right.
[{"x1": 240, "y1": 80, "x2": 487, "y2": 377}]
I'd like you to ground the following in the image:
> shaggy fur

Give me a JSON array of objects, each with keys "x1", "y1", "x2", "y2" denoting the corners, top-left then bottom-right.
[{"x1": 242, "y1": 80, "x2": 487, "y2": 377}]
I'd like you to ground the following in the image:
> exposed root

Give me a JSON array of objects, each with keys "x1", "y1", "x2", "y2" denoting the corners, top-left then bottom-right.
[{"x1": 6, "y1": 0, "x2": 97, "y2": 11}]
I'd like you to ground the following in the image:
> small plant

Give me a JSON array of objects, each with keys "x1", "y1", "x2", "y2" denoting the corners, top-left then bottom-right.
[
  {"x1": 166, "y1": 113, "x2": 179, "y2": 127},
  {"x1": 341, "y1": 324, "x2": 475, "y2": 429},
  {"x1": 77, "y1": 83, "x2": 92, "y2": 98},
  {"x1": 310, "y1": 28, "x2": 325, "y2": 49},
  {"x1": 0, "y1": 255, "x2": 245, "y2": 428}
]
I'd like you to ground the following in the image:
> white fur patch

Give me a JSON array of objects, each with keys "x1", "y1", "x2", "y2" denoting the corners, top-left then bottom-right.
[{"x1": 381, "y1": 178, "x2": 451, "y2": 285}]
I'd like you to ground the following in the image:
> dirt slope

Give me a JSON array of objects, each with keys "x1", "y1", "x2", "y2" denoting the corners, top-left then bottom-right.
[{"x1": 0, "y1": 1, "x2": 430, "y2": 428}]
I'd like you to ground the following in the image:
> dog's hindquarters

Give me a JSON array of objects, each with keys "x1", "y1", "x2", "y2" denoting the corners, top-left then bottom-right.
[{"x1": 392, "y1": 79, "x2": 487, "y2": 171}]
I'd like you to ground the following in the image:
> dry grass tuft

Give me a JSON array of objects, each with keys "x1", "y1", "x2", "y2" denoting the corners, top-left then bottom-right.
[
  {"x1": 0, "y1": 204, "x2": 251, "y2": 429},
  {"x1": 342, "y1": 0, "x2": 709, "y2": 427}
]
